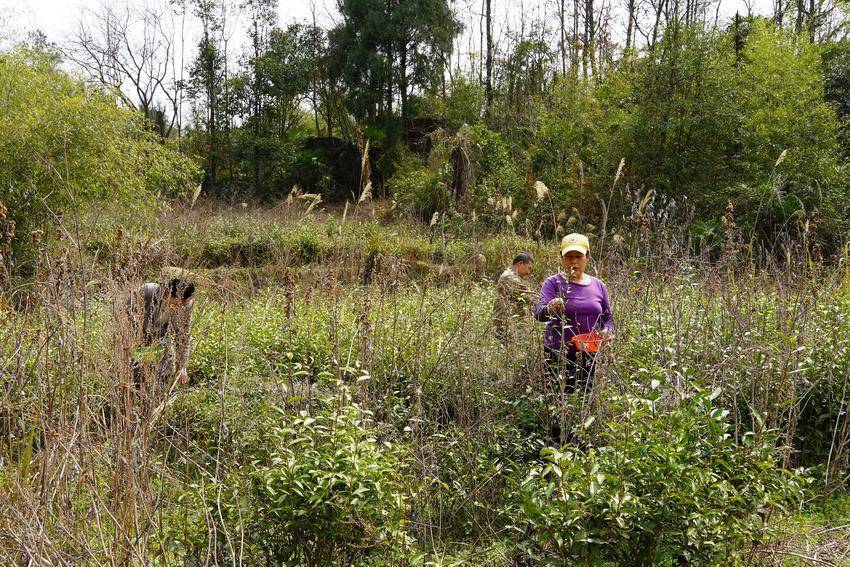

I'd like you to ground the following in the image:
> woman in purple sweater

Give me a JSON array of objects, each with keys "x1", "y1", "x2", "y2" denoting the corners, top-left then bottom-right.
[{"x1": 534, "y1": 233, "x2": 614, "y2": 395}]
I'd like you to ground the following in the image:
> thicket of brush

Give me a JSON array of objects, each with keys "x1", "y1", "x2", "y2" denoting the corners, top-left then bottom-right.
[
  {"x1": 2, "y1": 15, "x2": 850, "y2": 563},
  {"x1": 1, "y1": 198, "x2": 847, "y2": 565}
]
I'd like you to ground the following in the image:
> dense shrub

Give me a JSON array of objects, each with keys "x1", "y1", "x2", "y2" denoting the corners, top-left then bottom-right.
[
  {"x1": 254, "y1": 403, "x2": 411, "y2": 564},
  {"x1": 527, "y1": 78, "x2": 605, "y2": 222},
  {"x1": 385, "y1": 22, "x2": 849, "y2": 242},
  {"x1": 417, "y1": 423, "x2": 543, "y2": 540},
  {"x1": 733, "y1": 22, "x2": 847, "y2": 237},
  {"x1": 188, "y1": 218, "x2": 330, "y2": 267},
  {"x1": 389, "y1": 150, "x2": 450, "y2": 221},
  {"x1": 389, "y1": 124, "x2": 527, "y2": 227},
  {"x1": 599, "y1": 28, "x2": 738, "y2": 215},
  {"x1": 0, "y1": 47, "x2": 198, "y2": 274},
  {"x1": 419, "y1": 75, "x2": 486, "y2": 132},
  {"x1": 516, "y1": 390, "x2": 806, "y2": 565}
]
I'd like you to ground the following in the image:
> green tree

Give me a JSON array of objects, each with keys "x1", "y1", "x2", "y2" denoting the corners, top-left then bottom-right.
[
  {"x1": 823, "y1": 40, "x2": 850, "y2": 154},
  {"x1": 498, "y1": 38, "x2": 555, "y2": 126},
  {"x1": 328, "y1": 0, "x2": 461, "y2": 127},
  {"x1": 601, "y1": 28, "x2": 738, "y2": 212},
  {"x1": 231, "y1": 1, "x2": 314, "y2": 195},
  {"x1": 241, "y1": 0, "x2": 278, "y2": 195},
  {"x1": 529, "y1": 77, "x2": 604, "y2": 198},
  {"x1": 187, "y1": 0, "x2": 226, "y2": 193},
  {"x1": 0, "y1": 47, "x2": 197, "y2": 275},
  {"x1": 419, "y1": 74, "x2": 486, "y2": 132},
  {"x1": 735, "y1": 21, "x2": 846, "y2": 230}
]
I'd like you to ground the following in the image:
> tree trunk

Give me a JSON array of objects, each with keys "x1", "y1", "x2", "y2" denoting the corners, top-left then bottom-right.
[
  {"x1": 807, "y1": 0, "x2": 816, "y2": 40},
  {"x1": 485, "y1": 0, "x2": 493, "y2": 117},
  {"x1": 650, "y1": 0, "x2": 667, "y2": 49},
  {"x1": 572, "y1": 0, "x2": 580, "y2": 78},
  {"x1": 774, "y1": 0, "x2": 784, "y2": 26},
  {"x1": 386, "y1": 39, "x2": 393, "y2": 119},
  {"x1": 734, "y1": 12, "x2": 743, "y2": 63},
  {"x1": 582, "y1": 0, "x2": 589, "y2": 78},
  {"x1": 400, "y1": 40, "x2": 408, "y2": 123},
  {"x1": 586, "y1": 0, "x2": 597, "y2": 79},
  {"x1": 252, "y1": 19, "x2": 261, "y2": 195},
  {"x1": 478, "y1": 0, "x2": 485, "y2": 85},
  {"x1": 559, "y1": 0, "x2": 568, "y2": 76},
  {"x1": 206, "y1": 34, "x2": 217, "y2": 191}
]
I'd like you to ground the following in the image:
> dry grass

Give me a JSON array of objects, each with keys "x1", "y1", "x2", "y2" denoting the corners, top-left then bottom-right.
[{"x1": 0, "y1": 201, "x2": 847, "y2": 563}]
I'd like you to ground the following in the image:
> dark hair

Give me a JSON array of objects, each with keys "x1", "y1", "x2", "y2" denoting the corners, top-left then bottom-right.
[
  {"x1": 513, "y1": 252, "x2": 534, "y2": 265},
  {"x1": 167, "y1": 277, "x2": 195, "y2": 300}
]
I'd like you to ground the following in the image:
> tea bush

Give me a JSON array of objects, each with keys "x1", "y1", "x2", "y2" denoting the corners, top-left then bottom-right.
[
  {"x1": 5, "y1": 204, "x2": 847, "y2": 564},
  {"x1": 416, "y1": 422, "x2": 543, "y2": 541},
  {"x1": 254, "y1": 403, "x2": 411, "y2": 564},
  {"x1": 516, "y1": 389, "x2": 806, "y2": 565}
]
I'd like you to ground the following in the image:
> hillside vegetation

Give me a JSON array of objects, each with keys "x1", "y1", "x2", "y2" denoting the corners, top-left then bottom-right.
[{"x1": 2, "y1": 6, "x2": 850, "y2": 563}]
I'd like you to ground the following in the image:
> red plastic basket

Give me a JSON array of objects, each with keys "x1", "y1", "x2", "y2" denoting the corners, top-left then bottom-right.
[{"x1": 571, "y1": 331, "x2": 606, "y2": 353}]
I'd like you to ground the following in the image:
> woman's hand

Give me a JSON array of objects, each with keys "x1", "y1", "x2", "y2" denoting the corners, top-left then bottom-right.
[{"x1": 547, "y1": 297, "x2": 565, "y2": 315}]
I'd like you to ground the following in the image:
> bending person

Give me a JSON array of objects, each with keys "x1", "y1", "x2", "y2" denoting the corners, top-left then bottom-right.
[{"x1": 129, "y1": 277, "x2": 195, "y2": 389}]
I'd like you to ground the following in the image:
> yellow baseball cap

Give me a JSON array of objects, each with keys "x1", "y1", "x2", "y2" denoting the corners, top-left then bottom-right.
[{"x1": 560, "y1": 233, "x2": 590, "y2": 256}]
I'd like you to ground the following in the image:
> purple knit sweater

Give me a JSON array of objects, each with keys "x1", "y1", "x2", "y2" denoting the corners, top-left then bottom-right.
[{"x1": 533, "y1": 273, "x2": 614, "y2": 351}]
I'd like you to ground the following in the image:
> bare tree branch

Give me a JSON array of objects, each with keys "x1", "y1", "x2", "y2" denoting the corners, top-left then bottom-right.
[{"x1": 63, "y1": 0, "x2": 184, "y2": 138}]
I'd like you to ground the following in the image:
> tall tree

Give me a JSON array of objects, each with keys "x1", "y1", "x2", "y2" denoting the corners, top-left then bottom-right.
[
  {"x1": 625, "y1": 0, "x2": 637, "y2": 49},
  {"x1": 187, "y1": 0, "x2": 225, "y2": 191},
  {"x1": 242, "y1": 0, "x2": 277, "y2": 193},
  {"x1": 556, "y1": 0, "x2": 568, "y2": 75},
  {"x1": 583, "y1": 0, "x2": 596, "y2": 78},
  {"x1": 485, "y1": 0, "x2": 493, "y2": 116},
  {"x1": 231, "y1": 23, "x2": 315, "y2": 194},
  {"x1": 329, "y1": 0, "x2": 461, "y2": 128}
]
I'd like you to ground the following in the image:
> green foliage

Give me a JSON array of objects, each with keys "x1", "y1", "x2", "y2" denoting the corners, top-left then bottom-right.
[
  {"x1": 530, "y1": 78, "x2": 603, "y2": 193},
  {"x1": 389, "y1": 151, "x2": 450, "y2": 221},
  {"x1": 186, "y1": 217, "x2": 330, "y2": 267},
  {"x1": 189, "y1": 288, "x2": 334, "y2": 385},
  {"x1": 6, "y1": 208, "x2": 850, "y2": 561},
  {"x1": 737, "y1": 23, "x2": 839, "y2": 181},
  {"x1": 420, "y1": 74, "x2": 486, "y2": 131},
  {"x1": 495, "y1": 39, "x2": 555, "y2": 124},
  {"x1": 287, "y1": 148, "x2": 335, "y2": 195},
  {"x1": 517, "y1": 390, "x2": 806, "y2": 565},
  {"x1": 787, "y1": 291, "x2": 850, "y2": 471},
  {"x1": 254, "y1": 403, "x2": 411, "y2": 564},
  {"x1": 419, "y1": 423, "x2": 543, "y2": 540},
  {"x1": 390, "y1": 23, "x2": 843, "y2": 240},
  {"x1": 823, "y1": 40, "x2": 850, "y2": 153},
  {"x1": 601, "y1": 28, "x2": 738, "y2": 210},
  {"x1": 186, "y1": 0, "x2": 226, "y2": 192},
  {"x1": 466, "y1": 124, "x2": 528, "y2": 205},
  {"x1": 734, "y1": 22, "x2": 847, "y2": 232},
  {"x1": 0, "y1": 47, "x2": 197, "y2": 274},
  {"x1": 156, "y1": 0, "x2": 850, "y2": 242},
  {"x1": 228, "y1": 23, "x2": 317, "y2": 196},
  {"x1": 389, "y1": 124, "x2": 527, "y2": 226},
  {"x1": 328, "y1": 0, "x2": 461, "y2": 124}
]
